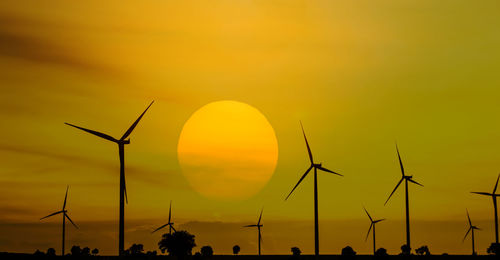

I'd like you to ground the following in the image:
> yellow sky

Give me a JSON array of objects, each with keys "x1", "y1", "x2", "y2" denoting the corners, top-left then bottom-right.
[{"x1": 1, "y1": 0, "x2": 500, "y2": 255}]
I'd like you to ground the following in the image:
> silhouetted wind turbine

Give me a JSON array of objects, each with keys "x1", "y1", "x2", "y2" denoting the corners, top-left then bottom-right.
[
  {"x1": 152, "y1": 200, "x2": 176, "y2": 235},
  {"x1": 463, "y1": 209, "x2": 480, "y2": 255},
  {"x1": 471, "y1": 173, "x2": 500, "y2": 244},
  {"x1": 244, "y1": 208, "x2": 264, "y2": 256},
  {"x1": 285, "y1": 122, "x2": 343, "y2": 257},
  {"x1": 40, "y1": 186, "x2": 78, "y2": 256},
  {"x1": 65, "y1": 101, "x2": 153, "y2": 256},
  {"x1": 363, "y1": 207, "x2": 385, "y2": 255},
  {"x1": 384, "y1": 144, "x2": 423, "y2": 251}
]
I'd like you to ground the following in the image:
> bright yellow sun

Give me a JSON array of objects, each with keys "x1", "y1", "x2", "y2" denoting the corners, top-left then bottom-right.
[{"x1": 177, "y1": 100, "x2": 279, "y2": 200}]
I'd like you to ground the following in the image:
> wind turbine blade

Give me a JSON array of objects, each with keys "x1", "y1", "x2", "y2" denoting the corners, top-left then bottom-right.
[
  {"x1": 40, "y1": 211, "x2": 63, "y2": 220},
  {"x1": 408, "y1": 178, "x2": 424, "y2": 187},
  {"x1": 494, "y1": 173, "x2": 500, "y2": 194},
  {"x1": 300, "y1": 121, "x2": 313, "y2": 163},
  {"x1": 317, "y1": 166, "x2": 343, "y2": 176},
  {"x1": 152, "y1": 223, "x2": 169, "y2": 233},
  {"x1": 471, "y1": 191, "x2": 493, "y2": 196},
  {"x1": 124, "y1": 174, "x2": 128, "y2": 204},
  {"x1": 365, "y1": 223, "x2": 373, "y2": 242},
  {"x1": 63, "y1": 186, "x2": 69, "y2": 210},
  {"x1": 374, "y1": 219, "x2": 386, "y2": 223},
  {"x1": 463, "y1": 227, "x2": 472, "y2": 242},
  {"x1": 466, "y1": 209, "x2": 472, "y2": 226},
  {"x1": 244, "y1": 225, "x2": 258, "y2": 227},
  {"x1": 260, "y1": 230, "x2": 264, "y2": 244},
  {"x1": 120, "y1": 101, "x2": 154, "y2": 141},
  {"x1": 65, "y1": 213, "x2": 78, "y2": 229},
  {"x1": 384, "y1": 178, "x2": 404, "y2": 205},
  {"x1": 258, "y1": 208, "x2": 263, "y2": 225},
  {"x1": 474, "y1": 227, "x2": 481, "y2": 230},
  {"x1": 395, "y1": 143, "x2": 405, "y2": 176},
  {"x1": 170, "y1": 224, "x2": 177, "y2": 233},
  {"x1": 285, "y1": 166, "x2": 313, "y2": 200},
  {"x1": 363, "y1": 207, "x2": 372, "y2": 221},
  {"x1": 168, "y1": 200, "x2": 172, "y2": 223},
  {"x1": 65, "y1": 123, "x2": 117, "y2": 142}
]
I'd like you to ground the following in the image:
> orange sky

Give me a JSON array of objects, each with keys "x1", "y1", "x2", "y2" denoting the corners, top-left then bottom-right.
[{"x1": 1, "y1": 0, "x2": 500, "y2": 256}]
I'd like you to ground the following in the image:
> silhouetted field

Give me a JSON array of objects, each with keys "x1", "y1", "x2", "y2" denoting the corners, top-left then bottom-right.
[{"x1": 1, "y1": 253, "x2": 498, "y2": 259}]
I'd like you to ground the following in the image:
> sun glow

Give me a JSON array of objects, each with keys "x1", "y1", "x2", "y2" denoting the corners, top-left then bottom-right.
[{"x1": 177, "y1": 100, "x2": 279, "y2": 200}]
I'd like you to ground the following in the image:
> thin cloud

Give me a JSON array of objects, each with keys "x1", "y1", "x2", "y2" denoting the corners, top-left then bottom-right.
[
  {"x1": 0, "y1": 143, "x2": 182, "y2": 189},
  {"x1": 0, "y1": 13, "x2": 120, "y2": 76}
]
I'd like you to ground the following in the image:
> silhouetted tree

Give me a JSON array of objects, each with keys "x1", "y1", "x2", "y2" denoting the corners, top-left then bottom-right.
[
  {"x1": 46, "y1": 248, "x2": 56, "y2": 256},
  {"x1": 91, "y1": 248, "x2": 99, "y2": 256},
  {"x1": 487, "y1": 243, "x2": 500, "y2": 255},
  {"x1": 400, "y1": 244, "x2": 411, "y2": 256},
  {"x1": 201, "y1": 246, "x2": 213, "y2": 257},
  {"x1": 71, "y1": 246, "x2": 82, "y2": 257},
  {"x1": 291, "y1": 247, "x2": 301, "y2": 256},
  {"x1": 158, "y1": 230, "x2": 196, "y2": 258},
  {"x1": 34, "y1": 250, "x2": 45, "y2": 256},
  {"x1": 374, "y1": 248, "x2": 388, "y2": 259},
  {"x1": 126, "y1": 243, "x2": 144, "y2": 256},
  {"x1": 233, "y1": 245, "x2": 240, "y2": 255},
  {"x1": 81, "y1": 247, "x2": 91, "y2": 257},
  {"x1": 416, "y1": 245, "x2": 430, "y2": 256},
  {"x1": 193, "y1": 252, "x2": 202, "y2": 260},
  {"x1": 146, "y1": 250, "x2": 158, "y2": 256},
  {"x1": 341, "y1": 246, "x2": 356, "y2": 259}
]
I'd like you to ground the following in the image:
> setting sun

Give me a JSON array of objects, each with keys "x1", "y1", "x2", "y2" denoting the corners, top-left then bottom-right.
[{"x1": 177, "y1": 100, "x2": 278, "y2": 200}]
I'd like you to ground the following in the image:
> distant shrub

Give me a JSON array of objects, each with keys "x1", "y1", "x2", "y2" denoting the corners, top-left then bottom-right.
[
  {"x1": 341, "y1": 246, "x2": 356, "y2": 259},
  {"x1": 91, "y1": 248, "x2": 99, "y2": 256},
  {"x1": 291, "y1": 247, "x2": 301, "y2": 256},
  {"x1": 487, "y1": 243, "x2": 500, "y2": 255},
  {"x1": 400, "y1": 244, "x2": 411, "y2": 255},
  {"x1": 416, "y1": 245, "x2": 430, "y2": 256},
  {"x1": 33, "y1": 249, "x2": 45, "y2": 256},
  {"x1": 71, "y1": 245, "x2": 81, "y2": 256},
  {"x1": 46, "y1": 248, "x2": 56, "y2": 256},
  {"x1": 81, "y1": 247, "x2": 91, "y2": 256},
  {"x1": 126, "y1": 243, "x2": 144, "y2": 256},
  {"x1": 233, "y1": 245, "x2": 240, "y2": 255},
  {"x1": 146, "y1": 250, "x2": 157, "y2": 256},
  {"x1": 374, "y1": 248, "x2": 388, "y2": 259},
  {"x1": 201, "y1": 246, "x2": 214, "y2": 257}
]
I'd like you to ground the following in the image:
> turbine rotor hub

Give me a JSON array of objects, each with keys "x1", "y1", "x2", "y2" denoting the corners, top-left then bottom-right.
[{"x1": 119, "y1": 139, "x2": 131, "y2": 145}]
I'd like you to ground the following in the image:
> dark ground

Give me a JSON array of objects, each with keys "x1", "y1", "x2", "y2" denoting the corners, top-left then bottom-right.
[{"x1": 0, "y1": 253, "x2": 497, "y2": 260}]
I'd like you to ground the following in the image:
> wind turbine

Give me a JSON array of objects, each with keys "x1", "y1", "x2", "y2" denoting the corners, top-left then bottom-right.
[
  {"x1": 363, "y1": 207, "x2": 385, "y2": 255},
  {"x1": 65, "y1": 101, "x2": 153, "y2": 256},
  {"x1": 285, "y1": 122, "x2": 343, "y2": 257},
  {"x1": 244, "y1": 208, "x2": 264, "y2": 256},
  {"x1": 463, "y1": 209, "x2": 480, "y2": 255},
  {"x1": 384, "y1": 144, "x2": 423, "y2": 251},
  {"x1": 152, "y1": 200, "x2": 176, "y2": 235},
  {"x1": 471, "y1": 173, "x2": 500, "y2": 244},
  {"x1": 40, "y1": 186, "x2": 78, "y2": 256}
]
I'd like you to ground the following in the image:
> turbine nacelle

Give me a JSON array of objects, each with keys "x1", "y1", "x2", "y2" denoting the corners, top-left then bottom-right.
[{"x1": 119, "y1": 139, "x2": 131, "y2": 145}]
